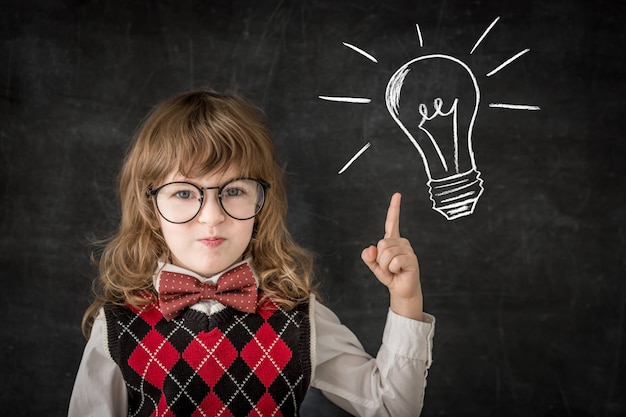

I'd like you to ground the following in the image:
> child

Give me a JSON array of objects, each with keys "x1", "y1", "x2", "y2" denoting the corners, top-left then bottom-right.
[{"x1": 69, "y1": 90, "x2": 435, "y2": 417}]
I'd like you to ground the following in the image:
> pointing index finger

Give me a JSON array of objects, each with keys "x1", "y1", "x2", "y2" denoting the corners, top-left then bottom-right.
[{"x1": 384, "y1": 192, "x2": 402, "y2": 238}]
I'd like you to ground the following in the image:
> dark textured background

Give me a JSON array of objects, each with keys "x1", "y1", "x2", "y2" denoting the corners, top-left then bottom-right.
[{"x1": 1, "y1": 0, "x2": 625, "y2": 415}]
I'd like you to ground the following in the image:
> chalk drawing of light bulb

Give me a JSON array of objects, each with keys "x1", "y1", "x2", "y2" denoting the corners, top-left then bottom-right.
[
  {"x1": 320, "y1": 17, "x2": 541, "y2": 220},
  {"x1": 385, "y1": 54, "x2": 483, "y2": 220}
]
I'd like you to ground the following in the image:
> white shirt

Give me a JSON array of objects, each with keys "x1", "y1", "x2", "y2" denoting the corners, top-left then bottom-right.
[{"x1": 68, "y1": 263, "x2": 435, "y2": 417}]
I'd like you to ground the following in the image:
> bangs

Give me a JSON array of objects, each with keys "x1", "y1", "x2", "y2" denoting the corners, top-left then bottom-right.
[
  {"x1": 140, "y1": 91, "x2": 272, "y2": 185},
  {"x1": 171, "y1": 131, "x2": 260, "y2": 180}
]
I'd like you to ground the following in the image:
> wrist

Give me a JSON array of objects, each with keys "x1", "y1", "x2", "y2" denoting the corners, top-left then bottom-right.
[{"x1": 390, "y1": 294, "x2": 424, "y2": 322}]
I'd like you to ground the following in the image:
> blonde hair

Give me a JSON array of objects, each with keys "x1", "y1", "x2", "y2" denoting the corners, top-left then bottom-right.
[{"x1": 82, "y1": 90, "x2": 315, "y2": 337}]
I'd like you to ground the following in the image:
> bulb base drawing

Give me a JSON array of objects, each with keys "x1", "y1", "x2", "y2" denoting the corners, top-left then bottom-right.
[{"x1": 427, "y1": 169, "x2": 484, "y2": 220}]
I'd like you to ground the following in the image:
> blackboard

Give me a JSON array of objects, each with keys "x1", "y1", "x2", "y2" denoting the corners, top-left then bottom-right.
[{"x1": 1, "y1": 0, "x2": 625, "y2": 415}]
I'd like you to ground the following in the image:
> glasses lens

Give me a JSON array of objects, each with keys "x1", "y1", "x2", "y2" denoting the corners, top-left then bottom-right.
[
  {"x1": 220, "y1": 179, "x2": 266, "y2": 220},
  {"x1": 154, "y1": 182, "x2": 202, "y2": 223}
]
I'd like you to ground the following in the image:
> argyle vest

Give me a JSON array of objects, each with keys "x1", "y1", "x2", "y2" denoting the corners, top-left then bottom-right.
[{"x1": 104, "y1": 296, "x2": 312, "y2": 417}]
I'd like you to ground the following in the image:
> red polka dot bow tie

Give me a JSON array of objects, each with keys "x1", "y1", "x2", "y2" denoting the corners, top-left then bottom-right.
[{"x1": 157, "y1": 262, "x2": 258, "y2": 321}]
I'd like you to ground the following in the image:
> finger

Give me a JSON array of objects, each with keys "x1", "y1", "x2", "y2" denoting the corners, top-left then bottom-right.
[
  {"x1": 384, "y1": 192, "x2": 402, "y2": 239},
  {"x1": 376, "y1": 240, "x2": 413, "y2": 272},
  {"x1": 361, "y1": 245, "x2": 383, "y2": 277},
  {"x1": 388, "y1": 252, "x2": 418, "y2": 275},
  {"x1": 361, "y1": 245, "x2": 377, "y2": 266}
]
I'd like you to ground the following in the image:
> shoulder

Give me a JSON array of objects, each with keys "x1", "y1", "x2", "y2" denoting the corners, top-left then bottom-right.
[
  {"x1": 102, "y1": 300, "x2": 160, "y2": 339},
  {"x1": 102, "y1": 293, "x2": 158, "y2": 320},
  {"x1": 309, "y1": 294, "x2": 342, "y2": 326}
]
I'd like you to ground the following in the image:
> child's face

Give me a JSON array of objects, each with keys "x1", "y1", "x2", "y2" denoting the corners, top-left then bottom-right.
[{"x1": 157, "y1": 167, "x2": 255, "y2": 277}]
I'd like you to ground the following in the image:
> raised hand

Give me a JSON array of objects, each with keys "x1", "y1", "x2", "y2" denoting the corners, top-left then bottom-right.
[{"x1": 361, "y1": 193, "x2": 424, "y2": 321}]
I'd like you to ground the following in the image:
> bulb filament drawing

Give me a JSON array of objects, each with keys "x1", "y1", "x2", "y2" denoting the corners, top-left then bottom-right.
[{"x1": 320, "y1": 17, "x2": 540, "y2": 220}]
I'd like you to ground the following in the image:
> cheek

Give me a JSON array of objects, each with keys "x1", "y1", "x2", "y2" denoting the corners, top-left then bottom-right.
[
  {"x1": 237, "y1": 220, "x2": 256, "y2": 245},
  {"x1": 159, "y1": 221, "x2": 186, "y2": 250}
]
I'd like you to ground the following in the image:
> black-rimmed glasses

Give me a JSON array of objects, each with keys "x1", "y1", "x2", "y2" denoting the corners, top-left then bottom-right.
[{"x1": 148, "y1": 178, "x2": 270, "y2": 223}]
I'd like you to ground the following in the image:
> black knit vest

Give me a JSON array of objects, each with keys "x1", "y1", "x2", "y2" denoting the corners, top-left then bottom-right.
[{"x1": 104, "y1": 296, "x2": 312, "y2": 416}]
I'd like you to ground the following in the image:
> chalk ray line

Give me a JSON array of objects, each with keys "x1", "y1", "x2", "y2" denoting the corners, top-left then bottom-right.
[
  {"x1": 486, "y1": 48, "x2": 530, "y2": 77},
  {"x1": 489, "y1": 103, "x2": 541, "y2": 110},
  {"x1": 318, "y1": 96, "x2": 372, "y2": 103},
  {"x1": 470, "y1": 16, "x2": 500, "y2": 54},
  {"x1": 338, "y1": 142, "x2": 371, "y2": 174},
  {"x1": 342, "y1": 42, "x2": 378, "y2": 63},
  {"x1": 416, "y1": 24, "x2": 424, "y2": 47}
]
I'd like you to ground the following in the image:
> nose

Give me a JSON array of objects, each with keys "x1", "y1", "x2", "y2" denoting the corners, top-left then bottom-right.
[{"x1": 197, "y1": 190, "x2": 226, "y2": 225}]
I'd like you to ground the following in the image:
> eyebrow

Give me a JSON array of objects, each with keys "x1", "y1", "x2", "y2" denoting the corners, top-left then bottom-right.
[{"x1": 168, "y1": 176, "x2": 242, "y2": 188}]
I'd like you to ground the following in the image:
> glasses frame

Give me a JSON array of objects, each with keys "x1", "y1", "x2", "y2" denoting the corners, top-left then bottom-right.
[{"x1": 148, "y1": 178, "x2": 270, "y2": 224}]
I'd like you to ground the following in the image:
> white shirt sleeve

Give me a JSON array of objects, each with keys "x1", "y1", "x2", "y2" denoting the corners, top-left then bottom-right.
[
  {"x1": 68, "y1": 309, "x2": 127, "y2": 417},
  {"x1": 310, "y1": 296, "x2": 435, "y2": 417}
]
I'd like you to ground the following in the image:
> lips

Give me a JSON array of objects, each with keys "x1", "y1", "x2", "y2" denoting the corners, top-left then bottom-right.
[{"x1": 199, "y1": 237, "x2": 225, "y2": 247}]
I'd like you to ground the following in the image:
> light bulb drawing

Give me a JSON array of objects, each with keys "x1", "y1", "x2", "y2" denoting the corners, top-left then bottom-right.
[
  {"x1": 319, "y1": 17, "x2": 541, "y2": 220},
  {"x1": 385, "y1": 54, "x2": 483, "y2": 220}
]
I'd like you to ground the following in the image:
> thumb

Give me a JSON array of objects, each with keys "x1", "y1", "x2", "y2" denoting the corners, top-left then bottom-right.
[{"x1": 361, "y1": 245, "x2": 378, "y2": 271}]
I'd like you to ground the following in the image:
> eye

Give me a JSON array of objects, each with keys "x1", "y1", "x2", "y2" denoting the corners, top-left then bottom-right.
[
  {"x1": 163, "y1": 183, "x2": 200, "y2": 201},
  {"x1": 222, "y1": 186, "x2": 244, "y2": 198},
  {"x1": 175, "y1": 190, "x2": 193, "y2": 199}
]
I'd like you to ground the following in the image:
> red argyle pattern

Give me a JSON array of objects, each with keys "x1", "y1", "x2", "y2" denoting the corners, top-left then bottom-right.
[{"x1": 104, "y1": 295, "x2": 311, "y2": 417}]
